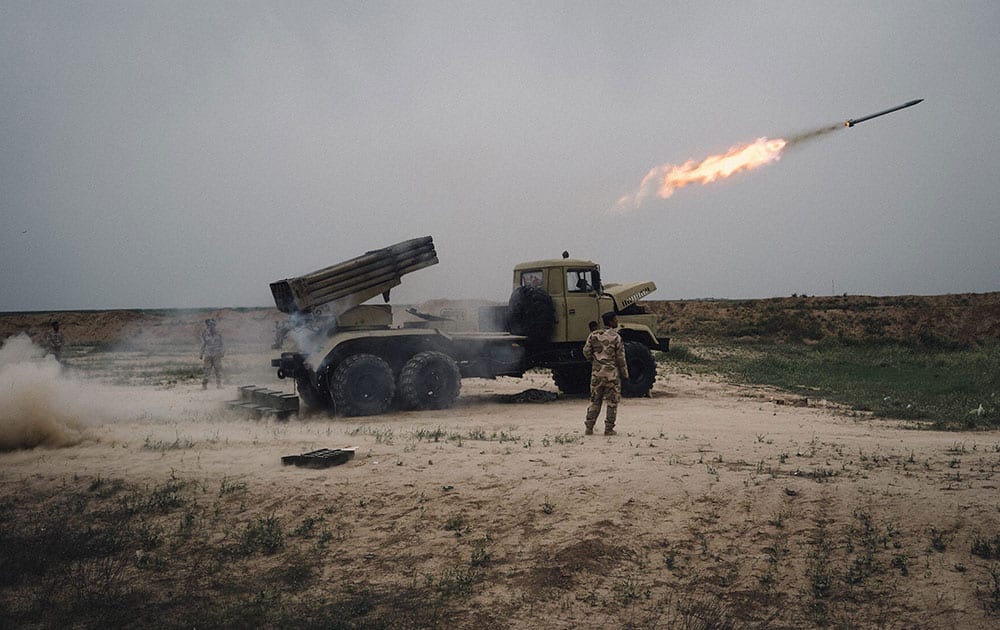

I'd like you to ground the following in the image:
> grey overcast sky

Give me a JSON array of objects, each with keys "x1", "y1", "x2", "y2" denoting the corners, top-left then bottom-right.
[{"x1": 2, "y1": 1, "x2": 998, "y2": 311}]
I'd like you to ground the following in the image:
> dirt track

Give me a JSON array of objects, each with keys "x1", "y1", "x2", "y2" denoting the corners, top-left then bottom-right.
[{"x1": 3, "y1": 335, "x2": 1000, "y2": 626}]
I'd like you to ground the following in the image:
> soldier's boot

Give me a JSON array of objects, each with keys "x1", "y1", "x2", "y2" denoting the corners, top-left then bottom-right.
[
  {"x1": 604, "y1": 409, "x2": 617, "y2": 435},
  {"x1": 202, "y1": 380, "x2": 208, "y2": 390},
  {"x1": 585, "y1": 410, "x2": 599, "y2": 436}
]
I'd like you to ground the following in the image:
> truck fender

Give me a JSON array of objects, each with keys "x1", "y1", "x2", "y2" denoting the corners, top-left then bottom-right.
[{"x1": 617, "y1": 324, "x2": 659, "y2": 349}]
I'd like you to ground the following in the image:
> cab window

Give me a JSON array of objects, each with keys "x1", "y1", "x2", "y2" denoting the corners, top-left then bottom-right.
[
  {"x1": 567, "y1": 269, "x2": 595, "y2": 293},
  {"x1": 520, "y1": 270, "x2": 544, "y2": 288}
]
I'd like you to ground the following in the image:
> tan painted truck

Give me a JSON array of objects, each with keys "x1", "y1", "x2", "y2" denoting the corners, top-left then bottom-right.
[{"x1": 270, "y1": 237, "x2": 669, "y2": 416}]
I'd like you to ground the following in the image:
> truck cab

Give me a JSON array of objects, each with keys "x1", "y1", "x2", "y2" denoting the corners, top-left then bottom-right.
[
  {"x1": 511, "y1": 258, "x2": 668, "y2": 351},
  {"x1": 513, "y1": 258, "x2": 602, "y2": 342}
]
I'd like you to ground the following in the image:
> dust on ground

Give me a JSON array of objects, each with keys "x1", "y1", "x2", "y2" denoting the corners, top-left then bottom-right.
[{"x1": 2, "y1": 324, "x2": 1000, "y2": 627}]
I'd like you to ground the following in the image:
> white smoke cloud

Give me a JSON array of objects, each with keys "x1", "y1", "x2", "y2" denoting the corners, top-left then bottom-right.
[{"x1": 0, "y1": 334, "x2": 101, "y2": 449}]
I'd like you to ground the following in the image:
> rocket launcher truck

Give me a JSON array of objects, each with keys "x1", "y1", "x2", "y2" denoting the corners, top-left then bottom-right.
[{"x1": 270, "y1": 236, "x2": 669, "y2": 416}]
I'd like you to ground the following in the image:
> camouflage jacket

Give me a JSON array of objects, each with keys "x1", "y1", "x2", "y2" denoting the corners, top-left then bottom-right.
[
  {"x1": 201, "y1": 330, "x2": 224, "y2": 358},
  {"x1": 46, "y1": 331, "x2": 64, "y2": 352},
  {"x1": 582, "y1": 328, "x2": 629, "y2": 381}
]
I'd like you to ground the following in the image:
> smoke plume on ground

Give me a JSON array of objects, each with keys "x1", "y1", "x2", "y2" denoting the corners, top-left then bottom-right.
[{"x1": 0, "y1": 334, "x2": 134, "y2": 451}]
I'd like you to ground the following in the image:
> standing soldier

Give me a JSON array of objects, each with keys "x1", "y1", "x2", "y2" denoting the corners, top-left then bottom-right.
[
  {"x1": 200, "y1": 319, "x2": 225, "y2": 389},
  {"x1": 582, "y1": 311, "x2": 630, "y2": 436},
  {"x1": 46, "y1": 321, "x2": 65, "y2": 363}
]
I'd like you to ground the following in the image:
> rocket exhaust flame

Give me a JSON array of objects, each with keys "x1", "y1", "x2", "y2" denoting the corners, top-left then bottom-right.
[
  {"x1": 614, "y1": 136, "x2": 788, "y2": 211},
  {"x1": 615, "y1": 99, "x2": 921, "y2": 212}
]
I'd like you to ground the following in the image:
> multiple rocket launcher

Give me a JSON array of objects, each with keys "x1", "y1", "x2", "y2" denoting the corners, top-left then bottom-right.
[{"x1": 270, "y1": 236, "x2": 438, "y2": 317}]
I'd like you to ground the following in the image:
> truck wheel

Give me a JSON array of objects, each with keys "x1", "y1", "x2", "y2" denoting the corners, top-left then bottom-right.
[
  {"x1": 552, "y1": 364, "x2": 591, "y2": 395},
  {"x1": 296, "y1": 377, "x2": 329, "y2": 411},
  {"x1": 507, "y1": 285, "x2": 557, "y2": 342},
  {"x1": 398, "y1": 351, "x2": 461, "y2": 410},
  {"x1": 622, "y1": 341, "x2": 656, "y2": 398},
  {"x1": 329, "y1": 354, "x2": 395, "y2": 416}
]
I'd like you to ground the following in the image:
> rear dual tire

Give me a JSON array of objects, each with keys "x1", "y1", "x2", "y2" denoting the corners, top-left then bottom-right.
[
  {"x1": 398, "y1": 351, "x2": 461, "y2": 410},
  {"x1": 329, "y1": 353, "x2": 395, "y2": 417},
  {"x1": 327, "y1": 351, "x2": 462, "y2": 416}
]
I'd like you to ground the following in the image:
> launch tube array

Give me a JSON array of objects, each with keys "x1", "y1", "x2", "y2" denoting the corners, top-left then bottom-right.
[{"x1": 270, "y1": 236, "x2": 438, "y2": 315}]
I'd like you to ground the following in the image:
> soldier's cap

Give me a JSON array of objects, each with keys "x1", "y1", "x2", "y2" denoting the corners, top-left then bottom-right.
[
  {"x1": 601, "y1": 311, "x2": 617, "y2": 326},
  {"x1": 206, "y1": 319, "x2": 216, "y2": 326}
]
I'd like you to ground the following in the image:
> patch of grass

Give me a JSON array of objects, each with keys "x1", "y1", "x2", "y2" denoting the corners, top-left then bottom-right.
[
  {"x1": 218, "y1": 476, "x2": 248, "y2": 497},
  {"x1": 292, "y1": 515, "x2": 324, "y2": 538},
  {"x1": 238, "y1": 514, "x2": 285, "y2": 555},
  {"x1": 443, "y1": 513, "x2": 470, "y2": 536},
  {"x1": 657, "y1": 343, "x2": 703, "y2": 364},
  {"x1": 144, "y1": 477, "x2": 190, "y2": 512},
  {"x1": 0, "y1": 474, "x2": 493, "y2": 629},
  {"x1": 980, "y1": 565, "x2": 1000, "y2": 616},
  {"x1": 612, "y1": 576, "x2": 647, "y2": 605},
  {"x1": 449, "y1": 426, "x2": 522, "y2": 443},
  {"x1": 348, "y1": 425, "x2": 394, "y2": 444},
  {"x1": 428, "y1": 566, "x2": 478, "y2": 597},
  {"x1": 414, "y1": 426, "x2": 447, "y2": 442},
  {"x1": 142, "y1": 436, "x2": 196, "y2": 451},
  {"x1": 694, "y1": 341, "x2": 999, "y2": 427},
  {"x1": 971, "y1": 532, "x2": 1000, "y2": 559},
  {"x1": 470, "y1": 538, "x2": 493, "y2": 567}
]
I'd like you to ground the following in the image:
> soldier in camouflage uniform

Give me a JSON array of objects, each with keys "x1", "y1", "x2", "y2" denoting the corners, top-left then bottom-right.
[
  {"x1": 582, "y1": 311, "x2": 630, "y2": 435},
  {"x1": 46, "y1": 321, "x2": 65, "y2": 363},
  {"x1": 199, "y1": 319, "x2": 225, "y2": 389}
]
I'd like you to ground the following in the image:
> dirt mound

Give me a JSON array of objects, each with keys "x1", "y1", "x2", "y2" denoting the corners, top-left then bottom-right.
[
  {"x1": 0, "y1": 308, "x2": 282, "y2": 349},
  {"x1": 3, "y1": 292, "x2": 998, "y2": 349},
  {"x1": 647, "y1": 292, "x2": 1000, "y2": 346}
]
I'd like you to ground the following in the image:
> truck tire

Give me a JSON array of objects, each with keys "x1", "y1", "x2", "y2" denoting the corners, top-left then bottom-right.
[
  {"x1": 507, "y1": 285, "x2": 557, "y2": 343},
  {"x1": 622, "y1": 341, "x2": 656, "y2": 398},
  {"x1": 552, "y1": 364, "x2": 591, "y2": 396},
  {"x1": 296, "y1": 377, "x2": 329, "y2": 411},
  {"x1": 329, "y1": 353, "x2": 395, "y2": 417},
  {"x1": 398, "y1": 351, "x2": 461, "y2": 410}
]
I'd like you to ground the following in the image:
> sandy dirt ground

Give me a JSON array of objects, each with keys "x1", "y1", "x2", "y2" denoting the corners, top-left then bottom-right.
[{"x1": 3, "y1": 337, "x2": 1000, "y2": 627}]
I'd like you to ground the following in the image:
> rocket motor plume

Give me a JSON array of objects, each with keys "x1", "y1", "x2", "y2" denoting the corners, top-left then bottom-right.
[
  {"x1": 614, "y1": 122, "x2": 843, "y2": 213},
  {"x1": 614, "y1": 137, "x2": 786, "y2": 212}
]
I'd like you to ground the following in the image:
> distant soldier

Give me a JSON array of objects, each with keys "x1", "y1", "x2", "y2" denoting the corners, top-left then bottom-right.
[
  {"x1": 46, "y1": 321, "x2": 65, "y2": 362},
  {"x1": 199, "y1": 319, "x2": 224, "y2": 389},
  {"x1": 272, "y1": 321, "x2": 283, "y2": 349},
  {"x1": 582, "y1": 312, "x2": 629, "y2": 436}
]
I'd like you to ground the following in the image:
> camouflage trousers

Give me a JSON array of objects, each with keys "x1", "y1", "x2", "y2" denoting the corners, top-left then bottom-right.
[
  {"x1": 202, "y1": 355, "x2": 223, "y2": 388},
  {"x1": 585, "y1": 375, "x2": 621, "y2": 431}
]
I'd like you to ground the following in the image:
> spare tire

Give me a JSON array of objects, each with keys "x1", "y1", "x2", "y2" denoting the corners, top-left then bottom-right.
[{"x1": 507, "y1": 285, "x2": 557, "y2": 343}]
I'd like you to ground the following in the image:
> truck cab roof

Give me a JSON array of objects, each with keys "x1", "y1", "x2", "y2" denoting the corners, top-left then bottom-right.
[{"x1": 513, "y1": 258, "x2": 597, "y2": 270}]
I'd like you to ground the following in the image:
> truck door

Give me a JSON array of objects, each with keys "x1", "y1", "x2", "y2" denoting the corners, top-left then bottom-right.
[{"x1": 564, "y1": 268, "x2": 601, "y2": 342}]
